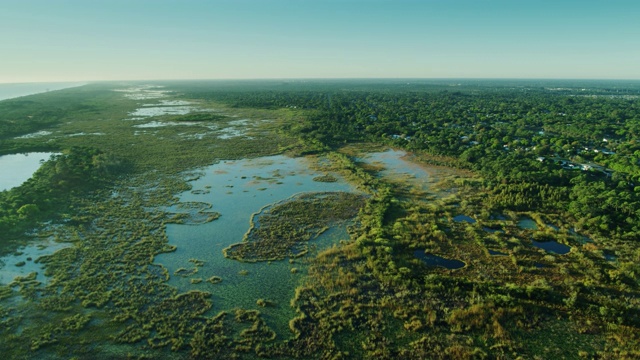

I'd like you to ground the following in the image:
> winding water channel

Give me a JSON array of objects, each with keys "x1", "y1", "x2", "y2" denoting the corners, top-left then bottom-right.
[{"x1": 154, "y1": 155, "x2": 358, "y2": 334}]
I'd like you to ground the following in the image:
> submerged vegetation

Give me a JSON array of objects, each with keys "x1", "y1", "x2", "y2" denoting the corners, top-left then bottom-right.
[{"x1": 1, "y1": 80, "x2": 639, "y2": 359}]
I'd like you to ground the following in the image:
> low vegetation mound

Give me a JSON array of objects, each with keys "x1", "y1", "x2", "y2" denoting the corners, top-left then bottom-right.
[
  {"x1": 224, "y1": 191, "x2": 365, "y2": 262},
  {"x1": 312, "y1": 174, "x2": 338, "y2": 183}
]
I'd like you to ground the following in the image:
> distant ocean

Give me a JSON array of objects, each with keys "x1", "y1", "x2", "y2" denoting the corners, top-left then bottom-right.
[{"x1": 0, "y1": 82, "x2": 85, "y2": 101}]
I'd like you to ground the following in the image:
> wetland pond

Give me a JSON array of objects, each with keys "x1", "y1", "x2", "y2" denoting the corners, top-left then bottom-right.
[
  {"x1": 488, "y1": 249, "x2": 508, "y2": 256},
  {"x1": 531, "y1": 240, "x2": 571, "y2": 255},
  {"x1": 517, "y1": 217, "x2": 538, "y2": 230},
  {"x1": 154, "y1": 155, "x2": 359, "y2": 335},
  {"x1": 413, "y1": 250, "x2": 465, "y2": 270},
  {"x1": 0, "y1": 152, "x2": 56, "y2": 191},
  {"x1": 358, "y1": 149, "x2": 432, "y2": 190},
  {"x1": 453, "y1": 215, "x2": 476, "y2": 224}
]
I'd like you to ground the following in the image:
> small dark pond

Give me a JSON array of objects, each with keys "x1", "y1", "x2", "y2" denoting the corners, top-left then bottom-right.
[
  {"x1": 488, "y1": 249, "x2": 507, "y2": 256},
  {"x1": 414, "y1": 250, "x2": 465, "y2": 269},
  {"x1": 483, "y1": 227, "x2": 504, "y2": 233},
  {"x1": 531, "y1": 240, "x2": 571, "y2": 255},
  {"x1": 453, "y1": 215, "x2": 476, "y2": 224}
]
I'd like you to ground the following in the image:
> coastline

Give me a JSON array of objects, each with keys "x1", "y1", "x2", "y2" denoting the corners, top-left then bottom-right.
[{"x1": 0, "y1": 82, "x2": 87, "y2": 101}]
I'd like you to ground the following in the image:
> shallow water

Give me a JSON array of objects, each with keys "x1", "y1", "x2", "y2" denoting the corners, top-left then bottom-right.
[
  {"x1": 114, "y1": 86, "x2": 169, "y2": 100},
  {"x1": 178, "y1": 132, "x2": 211, "y2": 140},
  {"x1": 14, "y1": 130, "x2": 53, "y2": 139},
  {"x1": 129, "y1": 106, "x2": 197, "y2": 117},
  {"x1": 0, "y1": 238, "x2": 70, "y2": 285},
  {"x1": 413, "y1": 250, "x2": 465, "y2": 269},
  {"x1": 0, "y1": 152, "x2": 56, "y2": 191},
  {"x1": 518, "y1": 217, "x2": 538, "y2": 230},
  {"x1": 453, "y1": 215, "x2": 476, "y2": 224},
  {"x1": 488, "y1": 249, "x2": 507, "y2": 256},
  {"x1": 483, "y1": 226, "x2": 504, "y2": 233},
  {"x1": 531, "y1": 240, "x2": 571, "y2": 255},
  {"x1": 359, "y1": 149, "x2": 431, "y2": 190},
  {"x1": 143, "y1": 100, "x2": 193, "y2": 106},
  {"x1": 216, "y1": 127, "x2": 247, "y2": 139},
  {"x1": 154, "y1": 155, "x2": 358, "y2": 335},
  {"x1": 66, "y1": 132, "x2": 106, "y2": 137},
  {"x1": 133, "y1": 120, "x2": 210, "y2": 128}
]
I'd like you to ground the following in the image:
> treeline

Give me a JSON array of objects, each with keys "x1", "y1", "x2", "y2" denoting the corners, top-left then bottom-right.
[{"x1": 0, "y1": 147, "x2": 127, "y2": 243}]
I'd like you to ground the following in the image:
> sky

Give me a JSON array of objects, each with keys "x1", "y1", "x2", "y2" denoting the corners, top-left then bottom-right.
[{"x1": 1, "y1": 0, "x2": 639, "y2": 82}]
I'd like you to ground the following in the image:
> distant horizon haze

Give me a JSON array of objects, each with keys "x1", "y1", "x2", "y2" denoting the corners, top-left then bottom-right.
[
  {"x1": 2, "y1": 0, "x2": 639, "y2": 83},
  {"x1": 3, "y1": 77, "x2": 640, "y2": 86}
]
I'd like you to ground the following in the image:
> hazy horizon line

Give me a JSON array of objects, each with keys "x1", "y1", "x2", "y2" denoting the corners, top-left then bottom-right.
[{"x1": 3, "y1": 77, "x2": 640, "y2": 85}]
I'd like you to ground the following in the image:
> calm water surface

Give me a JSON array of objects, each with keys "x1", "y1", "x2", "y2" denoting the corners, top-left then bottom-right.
[
  {"x1": 414, "y1": 250, "x2": 465, "y2": 269},
  {"x1": 0, "y1": 238, "x2": 70, "y2": 285},
  {"x1": 453, "y1": 215, "x2": 476, "y2": 223},
  {"x1": 154, "y1": 155, "x2": 359, "y2": 335},
  {"x1": 531, "y1": 240, "x2": 571, "y2": 255},
  {"x1": 0, "y1": 152, "x2": 56, "y2": 191},
  {"x1": 518, "y1": 217, "x2": 538, "y2": 230},
  {"x1": 359, "y1": 149, "x2": 432, "y2": 190}
]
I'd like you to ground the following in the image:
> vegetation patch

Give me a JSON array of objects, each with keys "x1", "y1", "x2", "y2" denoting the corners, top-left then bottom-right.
[
  {"x1": 312, "y1": 174, "x2": 337, "y2": 183},
  {"x1": 165, "y1": 201, "x2": 220, "y2": 224},
  {"x1": 167, "y1": 210, "x2": 220, "y2": 225},
  {"x1": 224, "y1": 192, "x2": 366, "y2": 262},
  {"x1": 207, "y1": 276, "x2": 222, "y2": 284}
]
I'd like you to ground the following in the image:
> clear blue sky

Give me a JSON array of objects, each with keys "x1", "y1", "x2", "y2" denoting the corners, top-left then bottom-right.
[{"x1": 1, "y1": 0, "x2": 639, "y2": 82}]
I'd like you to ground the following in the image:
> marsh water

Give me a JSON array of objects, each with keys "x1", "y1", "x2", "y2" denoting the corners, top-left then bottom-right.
[
  {"x1": 531, "y1": 240, "x2": 571, "y2": 255},
  {"x1": 0, "y1": 152, "x2": 56, "y2": 191},
  {"x1": 154, "y1": 155, "x2": 358, "y2": 335},
  {"x1": 414, "y1": 250, "x2": 465, "y2": 269},
  {"x1": 359, "y1": 149, "x2": 432, "y2": 189},
  {"x1": 453, "y1": 215, "x2": 476, "y2": 223},
  {"x1": 488, "y1": 249, "x2": 508, "y2": 256},
  {"x1": 0, "y1": 238, "x2": 70, "y2": 285},
  {"x1": 517, "y1": 217, "x2": 538, "y2": 230}
]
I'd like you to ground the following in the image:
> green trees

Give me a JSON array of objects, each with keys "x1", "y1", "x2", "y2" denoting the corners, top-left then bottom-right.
[
  {"x1": 0, "y1": 146, "x2": 126, "y2": 248},
  {"x1": 16, "y1": 204, "x2": 39, "y2": 219},
  {"x1": 568, "y1": 176, "x2": 640, "y2": 236}
]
